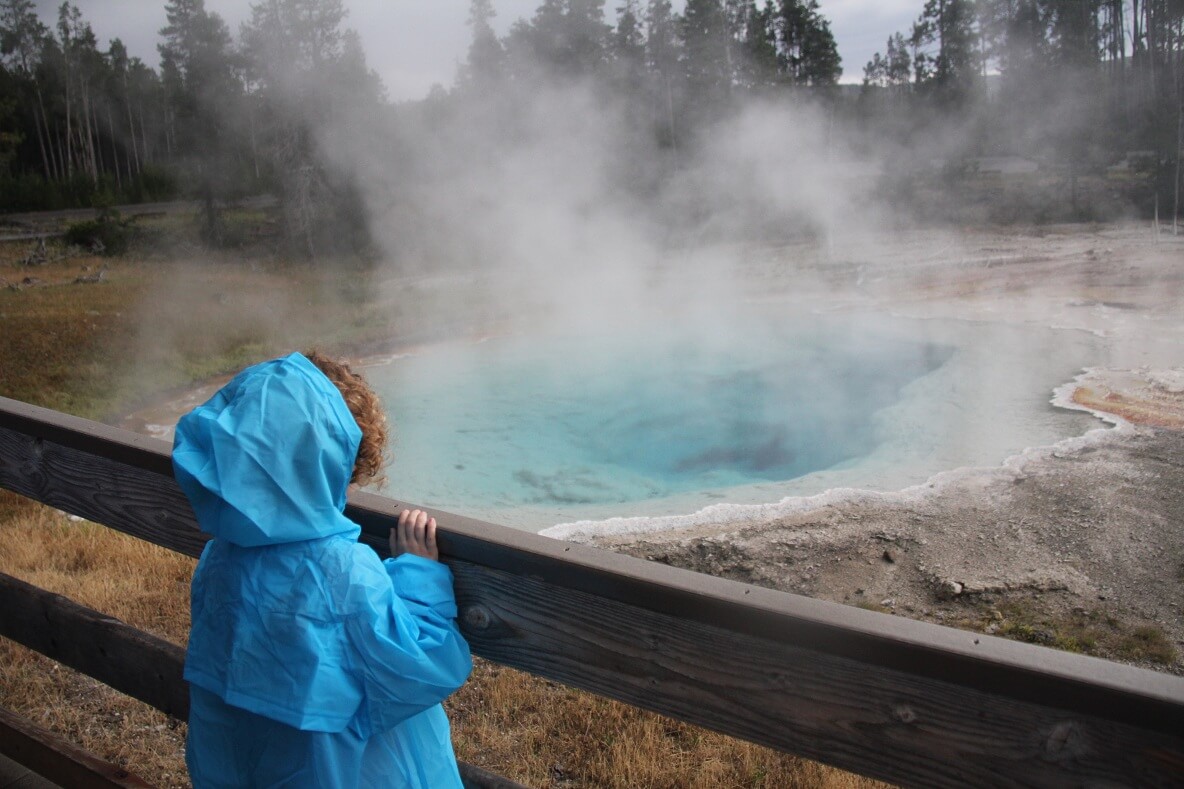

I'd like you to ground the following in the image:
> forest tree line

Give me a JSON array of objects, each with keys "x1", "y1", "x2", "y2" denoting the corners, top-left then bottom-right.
[
  {"x1": 0, "y1": 0, "x2": 381, "y2": 249},
  {"x1": 859, "y1": 1, "x2": 1184, "y2": 209},
  {"x1": 1, "y1": 0, "x2": 1183, "y2": 249}
]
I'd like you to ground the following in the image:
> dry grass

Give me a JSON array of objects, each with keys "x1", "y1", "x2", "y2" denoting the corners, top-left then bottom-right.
[
  {"x1": 977, "y1": 599, "x2": 1177, "y2": 665},
  {"x1": 0, "y1": 233, "x2": 889, "y2": 788},
  {"x1": 0, "y1": 251, "x2": 148, "y2": 418},
  {"x1": 0, "y1": 238, "x2": 397, "y2": 420},
  {"x1": 0, "y1": 491, "x2": 194, "y2": 787}
]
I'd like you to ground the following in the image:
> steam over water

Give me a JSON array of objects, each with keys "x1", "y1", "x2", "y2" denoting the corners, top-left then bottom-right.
[
  {"x1": 367, "y1": 311, "x2": 1104, "y2": 530},
  {"x1": 106, "y1": 5, "x2": 1151, "y2": 534}
]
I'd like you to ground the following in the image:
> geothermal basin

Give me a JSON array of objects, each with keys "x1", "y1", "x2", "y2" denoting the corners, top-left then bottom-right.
[
  {"x1": 125, "y1": 224, "x2": 1182, "y2": 545},
  {"x1": 120, "y1": 223, "x2": 1184, "y2": 670},
  {"x1": 366, "y1": 309, "x2": 1103, "y2": 531}
]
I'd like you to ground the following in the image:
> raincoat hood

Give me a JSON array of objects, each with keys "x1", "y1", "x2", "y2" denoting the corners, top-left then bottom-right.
[
  {"x1": 173, "y1": 352, "x2": 363, "y2": 546},
  {"x1": 177, "y1": 353, "x2": 471, "y2": 786}
]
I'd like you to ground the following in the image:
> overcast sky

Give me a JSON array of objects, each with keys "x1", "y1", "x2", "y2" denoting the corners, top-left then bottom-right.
[{"x1": 33, "y1": 1, "x2": 920, "y2": 101}]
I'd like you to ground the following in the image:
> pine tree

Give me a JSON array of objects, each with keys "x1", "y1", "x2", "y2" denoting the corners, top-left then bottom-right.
[
  {"x1": 614, "y1": 1, "x2": 645, "y2": 70},
  {"x1": 797, "y1": 2, "x2": 840, "y2": 86},
  {"x1": 911, "y1": 0, "x2": 980, "y2": 104},
  {"x1": 864, "y1": 33, "x2": 912, "y2": 90},
  {"x1": 56, "y1": 2, "x2": 108, "y2": 184},
  {"x1": 776, "y1": 1, "x2": 841, "y2": 87},
  {"x1": 566, "y1": 0, "x2": 611, "y2": 73},
  {"x1": 504, "y1": 0, "x2": 610, "y2": 78},
  {"x1": 886, "y1": 32, "x2": 913, "y2": 86},
  {"x1": 159, "y1": 0, "x2": 237, "y2": 241},
  {"x1": 645, "y1": 0, "x2": 680, "y2": 146},
  {"x1": 463, "y1": 0, "x2": 505, "y2": 89},
  {"x1": 0, "y1": 0, "x2": 55, "y2": 179},
  {"x1": 645, "y1": 0, "x2": 679, "y2": 78},
  {"x1": 241, "y1": 0, "x2": 382, "y2": 257},
  {"x1": 682, "y1": 0, "x2": 731, "y2": 99},
  {"x1": 1046, "y1": 0, "x2": 1103, "y2": 68},
  {"x1": 732, "y1": 0, "x2": 779, "y2": 88}
]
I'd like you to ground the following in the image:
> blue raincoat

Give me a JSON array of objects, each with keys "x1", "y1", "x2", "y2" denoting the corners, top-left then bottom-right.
[{"x1": 174, "y1": 353, "x2": 472, "y2": 788}]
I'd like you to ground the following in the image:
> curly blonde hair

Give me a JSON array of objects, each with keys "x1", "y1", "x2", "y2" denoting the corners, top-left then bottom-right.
[{"x1": 305, "y1": 350, "x2": 389, "y2": 486}]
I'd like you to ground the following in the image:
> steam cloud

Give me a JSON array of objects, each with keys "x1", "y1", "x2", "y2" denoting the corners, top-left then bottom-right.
[{"x1": 318, "y1": 73, "x2": 878, "y2": 334}]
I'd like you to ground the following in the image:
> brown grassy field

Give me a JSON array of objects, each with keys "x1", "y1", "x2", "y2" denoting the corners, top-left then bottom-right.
[{"x1": 0, "y1": 231, "x2": 885, "y2": 788}]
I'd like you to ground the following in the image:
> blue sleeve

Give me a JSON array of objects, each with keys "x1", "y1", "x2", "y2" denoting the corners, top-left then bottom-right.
[
  {"x1": 342, "y1": 547, "x2": 472, "y2": 735},
  {"x1": 385, "y1": 553, "x2": 462, "y2": 621}
]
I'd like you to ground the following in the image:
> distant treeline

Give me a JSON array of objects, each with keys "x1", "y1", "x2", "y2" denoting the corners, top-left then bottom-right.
[
  {"x1": 1, "y1": 1, "x2": 1182, "y2": 249},
  {"x1": 858, "y1": 2, "x2": 1184, "y2": 207},
  {"x1": 459, "y1": 2, "x2": 1182, "y2": 186},
  {"x1": 0, "y1": 0, "x2": 382, "y2": 253}
]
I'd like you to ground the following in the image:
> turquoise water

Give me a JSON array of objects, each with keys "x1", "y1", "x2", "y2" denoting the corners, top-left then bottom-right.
[{"x1": 365, "y1": 314, "x2": 965, "y2": 528}]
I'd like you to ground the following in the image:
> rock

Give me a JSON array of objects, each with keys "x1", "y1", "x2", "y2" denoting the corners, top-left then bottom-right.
[
  {"x1": 935, "y1": 579, "x2": 964, "y2": 600},
  {"x1": 74, "y1": 269, "x2": 106, "y2": 284}
]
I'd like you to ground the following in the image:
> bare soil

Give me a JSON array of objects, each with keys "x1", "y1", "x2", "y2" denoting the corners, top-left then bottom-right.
[
  {"x1": 577, "y1": 223, "x2": 1184, "y2": 674},
  {"x1": 593, "y1": 423, "x2": 1184, "y2": 671}
]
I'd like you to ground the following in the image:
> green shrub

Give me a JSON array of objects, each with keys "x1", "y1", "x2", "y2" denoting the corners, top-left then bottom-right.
[
  {"x1": 1116, "y1": 626, "x2": 1177, "y2": 664},
  {"x1": 64, "y1": 209, "x2": 133, "y2": 256}
]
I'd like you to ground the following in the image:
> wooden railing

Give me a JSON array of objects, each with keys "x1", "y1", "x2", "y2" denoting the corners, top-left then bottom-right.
[{"x1": 1, "y1": 394, "x2": 1182, "y2": 788}]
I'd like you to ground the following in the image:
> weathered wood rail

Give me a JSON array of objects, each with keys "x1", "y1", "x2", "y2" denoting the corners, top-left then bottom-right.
[
  {"x1": 1, "y1": 394, "x2": 1183, "y2": 788},
  {"x1": 0, "y1": 704, "x2": 155, "y2": 788}
]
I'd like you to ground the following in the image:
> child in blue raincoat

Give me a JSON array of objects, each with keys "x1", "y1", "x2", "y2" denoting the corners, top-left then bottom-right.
[{"x1": 173, "y1": 351, "x2": 473, "y2": 788}]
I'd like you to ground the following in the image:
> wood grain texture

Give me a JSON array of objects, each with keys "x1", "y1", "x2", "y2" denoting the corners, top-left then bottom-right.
[
  {"x1": 3, "y1": 399, "x2": 1184, "y2": 787},
  {"x1": 452, "y1": 560, "x2": 1184, "y2": 788},
  {"x1": 0, "y1": 425, "x2": 208, "y2": 558},
  {"x1": 0, "y1": 706, "x2": 156, "y2": 788},
  {"x1": 355, "y1": 496, "x2": 1184, "y2": 735},
  {"x1": 0, "y1": 396, "x2": 173, "y2": 476},
  {"x1": 0, "y1": 572, "x2": 190, "y2": 719}
]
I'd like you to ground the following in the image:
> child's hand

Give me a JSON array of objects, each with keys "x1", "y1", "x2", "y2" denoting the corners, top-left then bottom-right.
[{"x1": 391, "y1": 509, "x2": 439, "y2": 561}]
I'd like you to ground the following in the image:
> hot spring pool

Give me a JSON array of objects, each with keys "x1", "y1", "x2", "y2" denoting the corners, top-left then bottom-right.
[{"x1": 363, "y1": 312, "x2": 1104, "y2": 531}]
